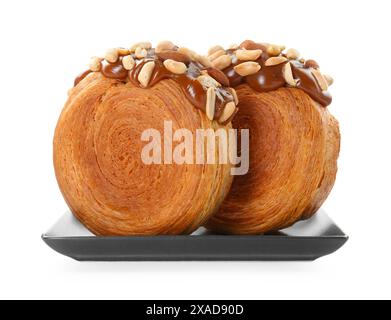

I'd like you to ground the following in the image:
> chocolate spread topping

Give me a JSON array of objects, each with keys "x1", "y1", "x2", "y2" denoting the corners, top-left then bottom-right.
[
  {"x1": 223, "y1": 41, "x2": 332, "y2": 107},
  {"x1": 74, "y1": 40, "x2": 333, "y2": 124},
  {"x1": 74, "y1": 47, "x2": 236, "y2": 122}
]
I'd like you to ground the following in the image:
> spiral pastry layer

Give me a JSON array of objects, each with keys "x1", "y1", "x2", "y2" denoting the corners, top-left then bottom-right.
[
  {"x1": 206, "y1": 86, "x2": 340, "y2": 234},
  {"x1": 54, "y1": 73, "x2": 233, "y2": 236}
]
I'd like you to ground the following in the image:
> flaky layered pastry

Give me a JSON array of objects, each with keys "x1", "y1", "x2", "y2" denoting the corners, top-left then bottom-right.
[
  {"x1": 205, "y1": 40, "x2": 340, "y2": 234},
  {"x1": 54, "y1": 42, "x2": 237, "y2": 236},
  {"x1": 206, "y1": 86, "x2": 340, "y2": 234},
  {"x1": 54, "y1": 39, "x2": 340, "y2": 236}
]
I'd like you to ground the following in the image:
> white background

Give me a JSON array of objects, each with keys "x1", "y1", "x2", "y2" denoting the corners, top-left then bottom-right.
[{"x1": 0, "y1": 0, "x2": 390, "y2": 300}]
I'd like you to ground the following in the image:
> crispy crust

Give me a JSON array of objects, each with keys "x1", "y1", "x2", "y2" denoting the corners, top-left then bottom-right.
[
  {"x1": 206, "y1": 85, "x2": 340, "y2": 234},
  {"x1": 54, "y1": 73, "x2": 233, "y2": 236}
]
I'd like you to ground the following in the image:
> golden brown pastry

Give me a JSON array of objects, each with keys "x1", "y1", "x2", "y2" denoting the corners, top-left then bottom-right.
[
  {"x1": 205, "y1": 40, "x2": 340, "y2": 234},
  {"x1": 54, "y1": 42, "x2": 238, "y2": 236}
]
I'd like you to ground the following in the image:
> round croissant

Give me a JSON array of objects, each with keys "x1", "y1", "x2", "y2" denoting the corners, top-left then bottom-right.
[
  {"x1": 54, "y1": 72, "x2": 233, "y2": 236},
  {"x1": 206, "y1": 86, "x2": 340, "y2": 234}
]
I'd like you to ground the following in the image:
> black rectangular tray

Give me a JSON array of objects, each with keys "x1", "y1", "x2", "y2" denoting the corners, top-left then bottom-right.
[{"x1": 42, "y1": 210, "x2": 348, "y2": 261}]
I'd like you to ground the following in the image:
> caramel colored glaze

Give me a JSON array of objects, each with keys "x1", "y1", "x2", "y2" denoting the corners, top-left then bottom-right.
[
  {"x1": 240, "y1": 40, "x2": 268, "y2": 52},
  {"x1": 74, "y1": 70, "x2": 92, "y2": 86},
  {"x1": 291, "y1": 61, "x2": 332, "y2": 107},
  {"x1": 205, "y1": 68, "x2": 230, "y2": 87},
  {"x1": 129, "y1": 59, "x2": 228, "y2": 119},
  {"x1": 223, "y1": 40, "x2": 332, "y2": 107},
  {"x1": 75, "y1": 49, "x2": 235, "y2": 122},
  {"x1": 246, "y1": 63, "x2": 286, "y2": 92},
  {"x1": 156, "y1": 51, "x2": 191, "y2": 64},
  {"x1": 224, "y1": 67, "x2": 243, "y2": 88},
  {"x1": 102, "y1": 57, "x2": 128, "y2": 80}
]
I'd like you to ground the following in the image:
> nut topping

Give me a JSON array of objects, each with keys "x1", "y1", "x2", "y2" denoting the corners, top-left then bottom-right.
[
  {"x1": 208, "y1": 49, "x2": 226, "y2": 62},
  {"x1": 118, "y1": 48, "x2": 130, "y2": 56},
  {"x1": 265, "y1": 56, "x2": 288, "y2": 66},
  {"x1": 230, "y1": 88, "x2": 239, "y2": 105},
  {"x1": 206, "y1": 87, "x2": 216, "y2": 121},
  {"x1": 234, "y1": 62, "x2": 261, "y2": 76},
  {"x1": 130, "y1": 42, "x2": 152, "y2": 52},
  {"x1": 155, "y1": 41, "x2": 176, "y2": 53},
  {"x1": 105, "y1": 48, "x2": 119, "y2": 63},
  {"x1": 157, "y1": 51, "x2": 191, "y2": 64},
  {"x1": 267, "y1": 44, "x2": 284, "y2": 56},
  {"x1": 77, "y1": 40, "x2": 335, "y2": 125},
  {"x1": 197, "y1": 75, "x2": 221, "y2": 89},
  {"x1": 177, "y1": 47, "x2": 197, "y2": 60},
  {"x1": 135, "y1": 47, "x2": 148, "y2": 59},
  {"x1": 229, "y1": 44, "x2": 239, "y2": 50},
  {"x1": 89, "y1": 57, "x2": 103, "y2": 72},
  {"x1": 305, "y1": 59, "x2": 320, "y2": 69},
  {"x1": 208, "y1": 45, "x2": 224, "y2": 56},
  {"x1": 206, "y1": 68, "x2": 230, "y2": 87},
  {"x1": 311, "y1": 68, "x2": 328, "y2": 91},
  {"x1": 163, "y1": 59, "x2": 187, "y2": 75},
  {"x1": 195, "y1": 54, "x2": 212, "y2": 68},
  {"x1": 219, "y1": 102, "x2": 236, "y2": 123},
  {"x1": 235, "y1": 49, "x2": 263, "y2": 61},
  {"x1": 240, "y1": 40, "x2": 267, "y2": 51},
  {"x1": 286, "y1": 48, "x2": 300, "y2": 60},
  {"x1": 323, "y1": 74, "x2": 334, "y2": 86},
  {"x1": 122, "y1": 55, "x2": 136, "y2": 71},
  {"x1": 138, "y1": 61, "x2": 155, "y2": 88},
  {"x1": 283, "y1": 62, "x2": 298, "y2": 87},
  {"x1": 211, "y1": 55, "x2": 232, "y2": 70},
  {"x1": 76, "y1": 41, "x2": 243, "y2": 124}
]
